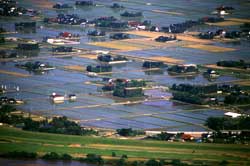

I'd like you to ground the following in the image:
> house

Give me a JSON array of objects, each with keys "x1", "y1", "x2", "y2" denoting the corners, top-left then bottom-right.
[
  {"x1": 69, "y1": 94, "x2": 77, "y2": 101},
  {"x1": 50, "y1": 93, "x2": 65, "y2": 102},
  {"x1": 204, "y1": 69, "x2": 220, "y2": 78},
  {"x1": 224, "y1": 112, "x2": 242, "y2": 118}
]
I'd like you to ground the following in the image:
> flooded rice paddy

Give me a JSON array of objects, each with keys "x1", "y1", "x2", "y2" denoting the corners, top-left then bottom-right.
[{"x1": 1, "y1": 0, "x2": 250, "y2": 131}]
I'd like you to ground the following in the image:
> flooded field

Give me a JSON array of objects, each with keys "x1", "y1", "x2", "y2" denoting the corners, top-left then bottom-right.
[{"x1": 0, "y1": 0, "x2": 250, "y2": 131}]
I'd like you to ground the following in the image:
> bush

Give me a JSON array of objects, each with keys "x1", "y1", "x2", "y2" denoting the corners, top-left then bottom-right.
[
  {"x1": 112, "y1": 152, "x2": 116, "y2": 157},
  {"x1": 219, "y1": 160, "x2": 229, "y2": 166},
  {"x1": 117, "y1": 158, "x2": 126, "y2": 166},
  {"x1": 84, "y1": 153, "x2": 104, "y2": 164},
  {"x1": 61, "y1": 153, "x2": 72, "y2": 160},
  {"x1": 116, "y1": 128, "x2": 145, "y2": 137},
  {"x1": 145, "y1": 159, "x2": 163, "y2": 166},
  {"x1": 42, "y1": 152, "x2": 60, "y2": 160},
  {"x1": 121, "y1": 154, "x2": 128, "y2": 159}
]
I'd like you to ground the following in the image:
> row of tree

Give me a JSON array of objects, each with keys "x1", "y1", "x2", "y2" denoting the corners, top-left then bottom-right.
[
  {"x1": 0, "y1": 151, "x2": 204, "y2": 166},
  {"x1": 0, "y1": 105, "x2": 97, "y2": 136},
  {"x1": 224, "y1": 93, "x2": 250, "y2": 105},
  {"x1": 172, "y1": 84, "x2": 218, "y2": 94},
  {"x1": 116, "y1": 128, "x2": 145, "y2": 136},
  {"x1": 205, "y1": 116, "x2": 250, "y2": 131},
  {"x1": 217, "y1": 60, "x2": 250, "y2": 69}
]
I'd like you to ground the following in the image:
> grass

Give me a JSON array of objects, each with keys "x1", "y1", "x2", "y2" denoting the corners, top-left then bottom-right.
[{"x1": 0, "y1": 126, "x2": 249, "y2": 165}]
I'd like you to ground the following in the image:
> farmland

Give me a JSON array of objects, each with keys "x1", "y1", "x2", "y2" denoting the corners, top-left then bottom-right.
[{"x1": 0, "y1": 126, "x2": 249, "y2": 165}]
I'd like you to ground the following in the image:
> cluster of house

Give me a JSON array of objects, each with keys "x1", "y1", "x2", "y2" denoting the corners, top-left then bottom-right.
[
  {"x1": 43, "y1": 32, "x2": 81, "y2": 45},
  {"x1": 0, "y1": 0, "x2": 39, "y2": 17},
  {"x1": 57, "y1": 32, "x2": 80, "y2": 40},
  {"x1": 87, "y1": 30, "x2": 106, "y2": 37},
  {"x1": 52, "y1": 46, "x2": 73, "y2": 53},
  {"x1": 161, "y1": 20, "x2": 203, "y2": 33},
  {"x1": 199, "y1": 29, "x2": 243, "y2": 39},
  {"x1": 44, "y1": 14, "x2": 88, "y2": 25}
]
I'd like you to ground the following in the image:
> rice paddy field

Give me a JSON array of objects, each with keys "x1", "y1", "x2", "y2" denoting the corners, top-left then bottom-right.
[{"x1": 0, "y1": 0, "x2": 250, "y2": 133}]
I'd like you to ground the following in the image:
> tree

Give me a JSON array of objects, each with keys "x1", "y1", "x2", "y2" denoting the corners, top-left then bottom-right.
[
  {"x1": 42, "y1": 152, "x2": 60, "y2": 160},
  {"x1": 61, "y1": 153, "x2": 72, "y2": 160},
  {"x1": 23, "y1": 118, "x2": 40, "y2": 131},
  {"x1": 117, "y1": 158, "x2": 126, "y2": 166},
  {"x1": 145, "y1": 159, "x2": 162, "y2": 166}
]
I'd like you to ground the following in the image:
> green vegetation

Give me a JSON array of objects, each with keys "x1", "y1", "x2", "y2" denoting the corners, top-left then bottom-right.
[
  {"x1": 217, "y1": 60, "x2": 250, "y2": 69},
  {"x1": 0, "y1": 37, "x2": 5, "y2": 43},
  {"x1": 116, "y1": 128, "x2": 145, "y2": 136},
  {"x1": 15, "y1": 61, "x2": 53, "y2": 72},
  {"x1": 172, "y1": 92, "x2": 210, "y2": 105},
  {"x1": 113, "y1": 86, "x2": 143, "y2": 98},
  {"x1": 168, "y1": 65, "x2": 198, "y2": 74},
  {"x1": 112, "y1": 79, "x2": 146, "y2": 98},
  {"x1": 171, "y1": 84, "x2": 248, "y2": 105},
  {"x1": 0, "y1": 105, "x2": 97, "y2": 136},
  {"x1": 204, "y1": 116, "x2": 250, "y2": 143},
  {"x1": 86, "y1": 65, "x2": 112, "y2": 73},
  {"x1": 172, "y1": 84, "x2": 218, "y2": 94},
  {"x1": 0, "y1": 126, "x2": 249, "y2": 165},
  {"x1": 224, "y1": 92, "x2": 250, "y2": 105},
  {"x1": 0, "y1": 105, "x2": 24, "y2": 125},
  {"x1": 23, "y1": 116, "x2": 98, "y2": 136},
  {"x1": 142, "y1": 61, "x2": 166, "y2": 68},
  {"x1": 205, "y1": 116, "x2": 250, "y2": 131},
  {"x1": 42, "y1": 152, "x2": 71, "y2": 160},
  {"x1": 97, "y1": 54, "x2": 127, "y2": 62},
  {"x1": 0, "y1": 151, "x2": 37, "y2": 159},
  {"x1": 80, "y1": 153, "x2": 104, "y2": 165},
  {"x1": 146, "y1": 132, "x2": 175, "y2": 141}
]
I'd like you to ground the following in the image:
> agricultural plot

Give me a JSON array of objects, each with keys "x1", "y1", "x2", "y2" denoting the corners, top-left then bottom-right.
[
  {"x1": 206, "y1": 18, "x2": 250, "y2": 26},
  {"x1": 183, "y1": 44, "x2": 236, "y2": 52},
  {"x1": 0, "y1": 126, "x2": 249, "y2": 165},
  {"x1": 0, "y1": 69, "x2": 30, "y2": 77}
]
